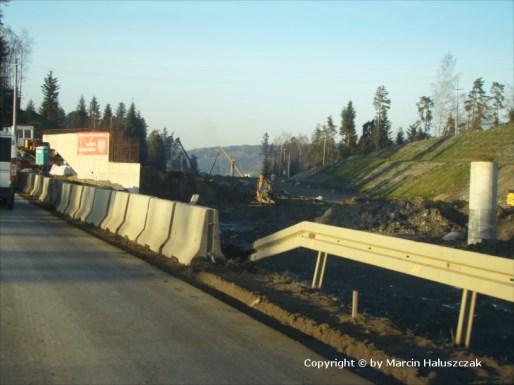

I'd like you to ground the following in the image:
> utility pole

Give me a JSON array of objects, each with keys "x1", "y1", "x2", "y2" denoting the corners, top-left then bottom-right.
[
  {"x1": 322, "y1": 134, "x2": 327, "y2": 166},
  {"x1": 287, "y1": 150, "x2": 291, "y2": 178},
  {"x1": 12, "y1": 58, "x2": 18, "y2": 144},
  {"x1": 456, "y1": 83, "x2": 463, "y2": 134}
]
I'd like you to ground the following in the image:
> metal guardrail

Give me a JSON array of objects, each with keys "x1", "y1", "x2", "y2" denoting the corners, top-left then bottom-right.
[{"x1": 250, "y1": 221, "x2": 514, "y2": 348}]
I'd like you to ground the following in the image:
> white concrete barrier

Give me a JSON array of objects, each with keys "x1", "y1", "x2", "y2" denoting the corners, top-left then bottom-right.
[
  {"x1": 74, "y1": 186, "x2": 96, "y2": 221},
  {"x1": 56, "y1": 183, "x2": 73, "y2": 214},
  {"x1": 161, "y1": 202, "x2": 224, "y2": 265},
  {"x1": 100, "y1": 191, "x2": 130, "y2": 233},
  {"x1": 85, "y1": 188, "x2": 112, "y2": 226},
  {"x1": 136, "y1": 198, "x2": 175, "y2": 253},
  {"x1": 23, "y1": 173, "x2": 35, "y2": 194},
  {"x1": 29, "y1": 174, "x2": 43, "y2": 197},
  {"x1": 117, "y1": 193, "x2": 151, "y2": 241},
  {"x1": 50, "y1": 179, "x2": 63, "y2": 207},
  {"x1": 30, "y1": 174, "x2": 43, "y2": 197},
  {"x1": 64, "y1": 184, "x2": 84, "y2": 218},
  {"x1": 38, "y1": 177, "x2": 51, "y2": 203}
]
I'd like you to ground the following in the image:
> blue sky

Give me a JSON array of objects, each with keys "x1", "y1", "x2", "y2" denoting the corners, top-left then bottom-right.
[{"x1": 3, "y1": 1, "x2": 513, "y2": 149}]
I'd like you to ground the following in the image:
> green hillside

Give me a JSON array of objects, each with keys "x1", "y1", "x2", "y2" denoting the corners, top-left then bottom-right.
[{"x1": 292, "y1": 124, "x2": 514, "y2": 203}]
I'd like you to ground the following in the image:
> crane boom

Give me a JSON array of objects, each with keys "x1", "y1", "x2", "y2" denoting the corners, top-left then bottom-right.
[{"x1": 218, "y1": 146, "x2": 245, "y2": 177}]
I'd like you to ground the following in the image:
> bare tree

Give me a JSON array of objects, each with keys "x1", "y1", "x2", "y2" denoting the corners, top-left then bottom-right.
[
  {"x1": 4, "y1": 27, "x2": 33, "y2": 103},
  {"x1": 432, "y1": 52, "x2": 459, "y2": 136}
]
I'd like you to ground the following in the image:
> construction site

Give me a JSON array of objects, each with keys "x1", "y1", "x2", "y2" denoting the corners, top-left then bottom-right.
[{"x1": 7, "y1": 123, "x2": 513, "y2": 385}]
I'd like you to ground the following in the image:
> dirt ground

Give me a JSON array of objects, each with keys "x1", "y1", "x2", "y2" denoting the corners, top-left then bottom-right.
[
  {"x1": 29, "y1": 171, "x2": 514, "y2": 384},
  {"x1": 207, "y1": 179, "x2": 514, "y2": 384}
]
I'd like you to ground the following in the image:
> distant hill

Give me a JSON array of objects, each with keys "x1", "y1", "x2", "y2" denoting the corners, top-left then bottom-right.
[
  {"x1": 288, "y1": 124, "x2": 514, "y2": 204},
  {"x1": 189, "y1": 145, "x2": 262, "y2": 176}
]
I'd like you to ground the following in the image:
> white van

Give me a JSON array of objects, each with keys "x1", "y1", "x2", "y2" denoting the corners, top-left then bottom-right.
[{"x1": 0, "y1": 129, "x2": 16, "y2": 209}]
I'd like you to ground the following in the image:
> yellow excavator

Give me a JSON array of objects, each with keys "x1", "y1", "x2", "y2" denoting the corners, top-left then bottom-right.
[
  {"x1": 209, "y1": 146, "x2": 275, "y2": 205},
  {"x1": 507, "y1": 190, "x2": 514, "y2": 207},
  {"x1": 253, "y1": 175, "x2": 275, "y2": 206}
]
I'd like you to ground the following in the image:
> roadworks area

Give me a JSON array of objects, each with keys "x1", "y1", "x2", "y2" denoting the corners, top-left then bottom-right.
[{"x1": 22, "y1": 180, "x2": 514, "y2": 385}]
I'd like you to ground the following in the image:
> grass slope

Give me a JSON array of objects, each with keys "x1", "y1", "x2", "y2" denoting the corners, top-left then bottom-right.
[{"x1": 296, "y1": 124, "x2": 514, "y2": 203}]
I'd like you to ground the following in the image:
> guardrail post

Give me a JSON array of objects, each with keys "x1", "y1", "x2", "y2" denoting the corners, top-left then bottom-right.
[
  {"x1": 465, "y1": 291, "x2": 478, "y2": 349},
  {"x1": 311, "y1": 251, "x2": 328, "y2": 289},
  {"x1": 455, "y1": 289, "x2": 478, "y2": 348},
  {"x1": 455, "y1": 289, "x2": 468, "y2": 346},
  {"x1": 352, "y1": 290, "x2": 359, "y2": 319}
]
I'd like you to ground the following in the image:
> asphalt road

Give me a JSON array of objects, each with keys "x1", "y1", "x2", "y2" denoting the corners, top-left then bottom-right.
[{"x1": 0, "y1": 197, "x2": 370, "y2": 385}]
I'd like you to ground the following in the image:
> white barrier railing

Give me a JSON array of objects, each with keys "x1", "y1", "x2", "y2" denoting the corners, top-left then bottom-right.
[{"x1": 250, "y1": 221, "x2": 514, "y2": 348}]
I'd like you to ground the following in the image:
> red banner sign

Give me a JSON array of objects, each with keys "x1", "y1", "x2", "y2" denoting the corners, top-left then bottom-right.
[{"x1": 77, "y1": 132, "x2": 109, "y2": 155}]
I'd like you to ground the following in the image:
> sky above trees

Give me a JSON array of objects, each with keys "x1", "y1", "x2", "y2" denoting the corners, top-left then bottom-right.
[{"x1": 3, "y1": 0, "x2": 513, "y2": 149}]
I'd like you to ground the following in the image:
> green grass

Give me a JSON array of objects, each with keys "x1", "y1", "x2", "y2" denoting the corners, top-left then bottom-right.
[
  {"x1": 388, "y1": 163, "x2": 469, "y2": 199},
  {"x1": 303, "y1": 124, "x2": 513, "y2": 200}
]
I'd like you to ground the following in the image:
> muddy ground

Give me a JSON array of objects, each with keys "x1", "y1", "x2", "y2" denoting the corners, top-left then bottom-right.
[
  {"x1": 29, "y1": 171, "x2": 514, "y2": 384},
  {"x1": 207, "y1": 179, "x2": 514, "y2": 380},
  {"x1": 140, "y1": 172, "x2": 514, "y2": 357}
]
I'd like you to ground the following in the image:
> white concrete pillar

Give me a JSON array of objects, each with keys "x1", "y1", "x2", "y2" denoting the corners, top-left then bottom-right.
[{"x1": 468, "y1": 161, "x2": 497, "y2": 245}]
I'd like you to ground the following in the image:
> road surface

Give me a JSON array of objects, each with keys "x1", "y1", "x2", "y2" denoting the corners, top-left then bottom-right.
[{"x1": 0, "y1": 197, "x2": 370, "y2": 385}]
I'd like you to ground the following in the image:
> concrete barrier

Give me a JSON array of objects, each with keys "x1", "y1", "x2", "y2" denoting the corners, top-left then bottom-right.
[
  {"x1": 23, "y1": 173, "x2": 35, "y2": 194},
  {"x1": 63, "y1": 184, "x2": 84, "y2": 218},
  {"x1": 17, "y1": 172, "x2": 27, "y2": 192},
  {"x1": 161, "y1": 202, "x2": 224, "y2": 265},
  {"x1": 136, "y1": 198, "x2": 175, "y2": 252},
  {"x1": 117, "y1": 193, "x2": 151, "y2": 241},
  {"x1": 29, "y1": 174, "x2": 43, "y2": 197},
  {"x1": 85, "y1": 188, "x2": 112, "y2": 226},
  {"x1": 74, "y1": 186, "x2": 96, "y2": 221},
  {"x1": 38, "y1": 177, "x2": 51, "y2": 203},
  {"x1": 100, "y1": 191, "x2": 130, "y2": 233},
  {"x1": 56, "y1": 183, "x2": 73, "y2": 214},
  {"x1": 49, "y1": 179, "x2": 63, "y2": 207}
]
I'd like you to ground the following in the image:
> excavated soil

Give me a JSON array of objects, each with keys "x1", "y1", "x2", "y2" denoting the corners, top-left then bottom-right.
[{"x1": 24, "y1": 173, "x2": 514, "y2": 385}]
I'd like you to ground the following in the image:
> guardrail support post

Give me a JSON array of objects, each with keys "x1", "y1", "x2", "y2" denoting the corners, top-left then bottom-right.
[
  {"x1": 455, "y1": 289, "x2": 478, "y2": 348},
  {"x1": 311, "y1": 251, "x2": 328, "y2": 289},
  {"x1": 465, "y1": 291, "x2": 478, "y2": 349},
  {"x1": 352, "y1": 290, "x2": 359, "y2": 319},
  {"x1": 455, "y1": 289, "x2": 468, "y2": 346}
]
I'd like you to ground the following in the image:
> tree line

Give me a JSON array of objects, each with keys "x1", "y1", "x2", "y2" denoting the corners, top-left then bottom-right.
[{"x1": 261, "y1": 53, "x2": 513, "y2": 178}]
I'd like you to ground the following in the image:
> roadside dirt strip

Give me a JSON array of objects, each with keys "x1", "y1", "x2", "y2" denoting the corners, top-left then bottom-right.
[{"x1": 22, "y1": 193, "x2": 514, "y2": 385}]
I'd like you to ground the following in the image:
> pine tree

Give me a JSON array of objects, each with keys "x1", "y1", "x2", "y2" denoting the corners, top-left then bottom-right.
[
  {"x1": 464, "y1": 78, "x2": 488, "y2": 130},
  {"x1": 395, "y1": 128, "x2": 405, "y2": 145},
  {"x1": 309, "y1": 124, "x2": 324, "y2": 166},
  {"x1": 490, "y1": 82, "x2": 505, "y2": 126},
  {"x1": 261, "y1": 132, "x2": 272, "y2": 177},
  {"x1": 146, "y1": 130, "x2": 166, "y2": 169},
  {"x1": 340, "y1": 101, "x2": 357, "y2": 156},
  {"x1": 373, "y1": 86, "x2": 392, "y2": 149},
  {"x1": 416, "y1": 96, "x2": 434, "y2": 134},
  {"x1": 76, "y1": 95, "x2": 88, "y2": 128},
  {"x1": 358, "y1": 120, "x2": 374, "y2": 153},
  {"x1": 39, "y1": 71, "x2": 62, "y2": 129},
  {"x1": 135, "y1": 111, "x2": 147, "y2": 162},
  {"x1": 115, "y1": 102, "x2": 126, "y2": 130},
  {"x1": 324, "y1": 116, "x2": 337, "y2": 163},
  {"x1": 407, "y1": 122, "x2": 419, "y2": 142},
  {"x1": 89, "y1": 96, "x2": 100, "y2": 130},
  {"x1": 101, "y1": 103, "x2": 112, "y2": 130}
]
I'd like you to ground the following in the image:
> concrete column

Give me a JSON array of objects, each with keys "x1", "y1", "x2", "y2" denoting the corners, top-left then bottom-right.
[{"x1": 468, "y1": 161, "x2": 497, "y2": 245}]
